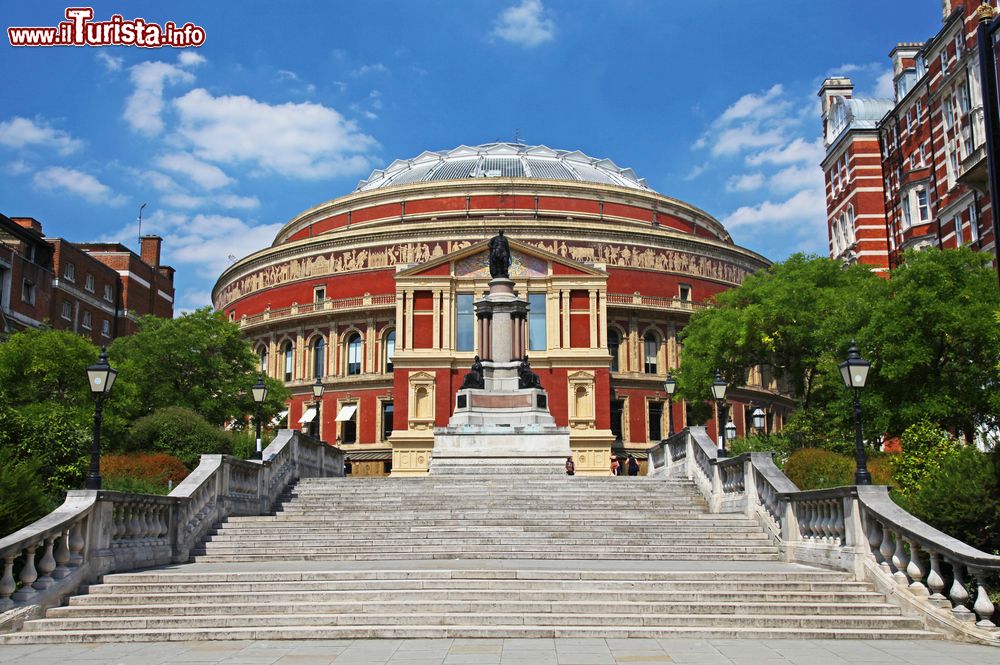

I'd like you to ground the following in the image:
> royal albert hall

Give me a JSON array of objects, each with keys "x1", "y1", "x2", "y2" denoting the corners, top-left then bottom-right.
[{"x1": 213, "y1": 143, "x2": 788, "y2": 476}]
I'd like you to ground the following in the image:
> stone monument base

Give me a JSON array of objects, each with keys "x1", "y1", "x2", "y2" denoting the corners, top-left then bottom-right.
[{"x1": 430, "y1": 425, "x2": 572, "y2": 475}]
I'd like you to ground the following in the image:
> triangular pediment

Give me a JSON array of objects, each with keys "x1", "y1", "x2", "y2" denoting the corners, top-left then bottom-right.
[{"x1": 395, "y1": 237, "x2": 606, "y2": 280}]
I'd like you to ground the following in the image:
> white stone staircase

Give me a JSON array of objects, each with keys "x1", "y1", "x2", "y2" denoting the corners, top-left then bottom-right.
[{"x1": 0, "y1": 476, "x2": 938, "y2": 642}]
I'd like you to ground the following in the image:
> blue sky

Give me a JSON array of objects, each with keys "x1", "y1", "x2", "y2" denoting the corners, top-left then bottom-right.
[{"x1": 1, "y1": 1, "x2": 943, "y2": 312}]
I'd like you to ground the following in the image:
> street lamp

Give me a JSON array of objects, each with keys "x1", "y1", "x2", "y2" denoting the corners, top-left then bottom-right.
[
  {"x1": 311, "y1": 377, "x2": 325, "y2": 439},
  {"x1": 663, "y1": 372, "x2": 677, "y2": 436},
  {"x1": 725, "y1": 418, "x2": 737, "y2": 443},
  {"x1": 85, "y1": 348, "x2": 117, "y2": 490},
  {"x1": 839, "y1": 339, "x2": 872, "y2": 485},
  {"x1": 710, "y1": 369, "x2": 728, "y2": 456},
  {"x1": 752, "y1": 406, "x2": 766, "y2": 433},
  {"x1": 251, "y1": 375, "x2": 268, "y2": 460}
]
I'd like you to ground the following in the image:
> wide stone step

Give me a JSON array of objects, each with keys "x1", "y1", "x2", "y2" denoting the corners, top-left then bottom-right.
[
  {"x1": 51, "y1": 599, "x2": 899, "y2": 617},
  {"x1": 200, "y1": 534, "x2": 771, "y2": 545},
  {"x1": 192, "y1": 544, "x2": 782, "y2": 555},
  {"x1": 190, "y1": 553, "x2": 783, "y2": 562},
  {"x1": 0, "y1": 624, "x2": 940, "y2": 644}
]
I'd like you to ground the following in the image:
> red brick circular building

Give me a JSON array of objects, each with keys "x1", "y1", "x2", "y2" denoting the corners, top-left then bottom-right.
[{"x1": 213, "y1": 143, "x2": 784, "y2": 475}]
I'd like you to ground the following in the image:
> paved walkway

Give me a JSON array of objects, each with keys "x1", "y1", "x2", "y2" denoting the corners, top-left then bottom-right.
[{"x1": 0, "y1": 638, "x2": 995, "y2": 664}]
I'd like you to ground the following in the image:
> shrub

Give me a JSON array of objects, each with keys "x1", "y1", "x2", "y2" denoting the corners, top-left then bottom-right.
[
  {"x1": 101, "y1": 453, "x2": 189, "y2": 486},
  {"x1": 784, "y1": 448, "x2": 854, "y2": 490},
  {"x1": 893, "y1": 446, "x2": 1000, "y2": 553},
  {"x1": 126, "y1": 406, "x2": 233, "y2": 468},
  {"x1": 0, "y1": 450, "x2": 55, "y2": 537},
  {"x1": 728, "y1": 433, "x2": 793, "y2": 468},
  {"x1": 102, "y1": 476, "x2": 172, "y2": 496},
  {"x1": 866, "y1": 455, "x2": 894, "y2": 486},
  {"x1": 7, "y1": 402, "x2": 92, "y2": 495},
  {"x1": 892, "y1": 420, "x2": 960, "y2": 496}
]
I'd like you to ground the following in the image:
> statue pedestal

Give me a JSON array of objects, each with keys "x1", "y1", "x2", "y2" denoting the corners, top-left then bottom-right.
[{"x1": 430, "y1": 276, "x2": 570, "y2": 475}]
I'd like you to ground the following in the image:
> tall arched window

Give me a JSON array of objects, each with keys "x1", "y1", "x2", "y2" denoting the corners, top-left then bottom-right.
[
  {"x1": 608, "y1": 329, "x2": 621, "y2": 373},
  {"x1": 644, "y1": 332, "x2": 659, "y2": 375},
  {"x1": 311, "y1": 336, "x2": 325, "y2": 379},
  {"x1": 259, "y1": 347, "x2": 268, "y2": 375},
  {"x1": 283, "y1": 341, "x2": 294, "y2": 382},
  {"x1": 346, "y1": 333, "x2": 362, "y2": 375},
  {"x1": 384, "y1": 330, "x2": 395, "y2": 373}
]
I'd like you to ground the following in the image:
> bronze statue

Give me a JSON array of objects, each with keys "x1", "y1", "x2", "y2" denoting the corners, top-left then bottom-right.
[
  {"x1": 461, "y1": 355, "x2": 485, "y2": 390},
  {"x1": 488, "y1": 229, "x2": 512, "y2": 279},
  {"x1": 518, "y1": 355, "x2": 541, "y2": 390}
]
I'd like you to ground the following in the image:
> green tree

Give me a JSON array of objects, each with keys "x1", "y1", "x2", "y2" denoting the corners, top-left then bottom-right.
[
  {"x1": 864, "y1": 247, "x2": 1000, "y2": 441},
  {"x1": 0, "y1": 328, "x2": 98, "y2": 407},
  {"x1": 890, "y1": 420, "x2": 960, "y2": 496},
  {"x1": 676, "y1": 254, "x2": 886, "y2": 444},
  {"x1": 108, "y1": 308, "x2": 288, "y2": 427}
]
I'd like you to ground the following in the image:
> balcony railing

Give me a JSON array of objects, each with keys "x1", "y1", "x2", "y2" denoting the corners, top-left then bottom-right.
[
  {"x1": 239, "y1": 294, "x2": 396, "y2": 328},
  {"x1": 606, "y1": 292, "x2": 707, "y2": 312}
]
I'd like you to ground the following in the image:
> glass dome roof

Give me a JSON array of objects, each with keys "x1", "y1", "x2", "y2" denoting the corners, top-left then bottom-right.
[{"x1": 355, "y1": 143, "x2": 651, "y2": 192}]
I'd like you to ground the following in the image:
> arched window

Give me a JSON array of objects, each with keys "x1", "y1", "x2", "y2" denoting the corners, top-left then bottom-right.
[
  {"x1": 283, "y1": 341, "x2": 294, "y2": 382},
  {"x1": 644, "y1": 332, "x2": 659, "y2": 375},
  {"x1": 846, "y1": 206, "x2": 856, "y2": 244},
  {"x1": 259, "y1": 346, "x2": 268, "y2": 375},
  {"x1": 384, "y1": 330, "x2": 395, "y2": 373},
  {"x1": 311, "y1": 336, "x2": 325, "y2": 379},
  {"x1": 346, "y1": 333, "x2": 362, "y2": 375},
  {"x1": 608, "y1": 329, "x2": 621, "y2": 373}
]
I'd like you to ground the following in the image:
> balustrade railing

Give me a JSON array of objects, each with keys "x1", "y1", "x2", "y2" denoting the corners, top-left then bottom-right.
[
  {"x1": 650, "y1": 427, "x2": 1000, "y2": 645},
  {"x1": 0, "y1": 429, "x2": 343, "y2": 629},
  {"x1": 239, "y1": 294, "x2": 396, "y2": 328}
]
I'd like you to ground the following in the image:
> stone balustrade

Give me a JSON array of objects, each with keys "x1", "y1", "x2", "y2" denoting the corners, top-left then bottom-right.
[
  {"x1": 647, "y1": 426, "x2": 1000, "y2": 645},
  {"x1": 0, "y1": 430, "x2": 343, "y2": 631}
]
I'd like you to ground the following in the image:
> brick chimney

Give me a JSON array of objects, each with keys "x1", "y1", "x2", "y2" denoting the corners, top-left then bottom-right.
[
  {"x1": 139, "y1": 235, "x2": 162, "y2": 268},
  {"x1": 11, "y1": 217, "x2": 43, "y2": 234}
]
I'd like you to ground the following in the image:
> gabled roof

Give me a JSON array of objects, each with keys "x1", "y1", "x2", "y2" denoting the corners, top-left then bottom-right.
[{"x1": 395, "y1": 237, "x2": 607, "y2": 280}]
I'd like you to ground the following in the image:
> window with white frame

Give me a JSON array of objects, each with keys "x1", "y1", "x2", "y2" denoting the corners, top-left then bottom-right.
[
  {"x1": 916, "y1": 99, "x2": 922, "y2": 121},
  {"x1": 916, "y1": 189, "x2": 930, "y2": 222},
  {"x1": 919, "y1": 142, "x2": 928, "y2": 165},
  {"x1": 846, "y1": 206, "x2": 856, "y2": 244},
  {"x1": 81, "y1": 311, "x2": 92, "y2": 329},
  {"x1": 84, "y1": 273, "x2": 95, "y2": 292},
  {"x1": 968, "y1": 204, "x2": 980, "y2": 243},
  {"x1": 311, "y1": 336, "x2": 325, "y2": 379},
  {"x1": 960, "y1": 76, "x2": 971, "y2": 114},
  {"x1": 283, "y1": 341, "x2": 294, "y2": 381},
  {"x1": 955, "y1": 33, "x2": 963, "y2": 58},
  {"x1": 63, "y1": 262, "x2": 75, "y2": 282},
  {"x1": 643, "y1": 332, "x2": 659, "y2": 375},
  {"x1": 384, "y1": 330, "x2": 395, "y2": 373},
  {"x1": 944, "y1": 95, "x2": 955, "y2": 129},
  {"x1": 903, "y1": 197, "x2": 913, "y2": 228},
  {"x1": 940, "y1": 50, "x2": 949, "y2": 73},
  {"x1": 103, "y1": 283, "x2": 113, "y2": 302},
  {"x1": 21, "y1": 279, "x2": 35, "y2": 305},
  {"x1": 61, "y1": 301, "x2": 72, "y2": 320},
  {"x1": 346, "y1": 333, "x2": 362, "y2": 375},
  {"x1": 101, "y1": 320, "x2": 111, "y2": 337}
]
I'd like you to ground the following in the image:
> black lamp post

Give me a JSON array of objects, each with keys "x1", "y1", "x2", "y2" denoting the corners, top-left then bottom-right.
[
  {"x1": 251, "y1": 375, "x2": 268, "y2": 460},
  {"x1": 710, "y1": 369, "x2": 728, "y2": 456},
  {"x1": 311, "y1": 377, "x2": 325, "y2": 439},
  {"x1": 752, "y1": 406, "x2": 766, "y2": 434},
  {"x1": 663, "y1": 373, "x2": 677, "y2": 436},
  {"x1": 839, "y1": 339, "x2": 872, "y2": 485},
  {"x1": 85, "y1": 348, "x2": 117, "y2": 490}
]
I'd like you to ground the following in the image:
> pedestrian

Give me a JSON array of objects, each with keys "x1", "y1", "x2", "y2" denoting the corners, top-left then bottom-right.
[
  {"x1": 610, "y1": 456, "x2": 620, "y2": 476},
  {"x1": 565, "y1": 456, "x2": 575, "y2": 476},
  {"x1": 627, "y1": 454, "x2": 640, "y2": 476}
]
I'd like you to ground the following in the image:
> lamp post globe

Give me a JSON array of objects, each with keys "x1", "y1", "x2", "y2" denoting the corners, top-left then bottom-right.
[
  {"x1": 311, "y1": 378, "x2": 325, "y2": 439},
  {"x1": 710, "y1": 370, "x2": 729, "y2": 456},
  {"x1": 85, "y1": 348, "x2": 117, "y2": 490},
  {"x1": 663, "y1": 373, "x2": 677, "y2": 437},
  {"x1": 839, "y1": 340, "x2": 872, "y2": 485},
  {"x1": 251, "y1": 375, "x2": 268, "y2": 460},
  {"x1": 752, "y1": 407, "x2": 766, "y2": 432},
  {"x1": 725, "y1": 418, "x2": 737, "y2": 443}
]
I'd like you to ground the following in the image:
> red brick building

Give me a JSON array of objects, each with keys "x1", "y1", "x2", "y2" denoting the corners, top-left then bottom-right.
[
  {"x1": 0, "y1": 213, "x2": 175, "y2": 343},
  {"x1": 214, "y1": 143, "x2": 789, "y2": 476},
  {"x1": 820, "y1": 0, "x2": 997, "y2": 270}
]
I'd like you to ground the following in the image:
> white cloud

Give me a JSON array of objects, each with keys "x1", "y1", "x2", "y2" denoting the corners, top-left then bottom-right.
[
  {"x1": 32, "y1": 166, "x2": 126, "y2": 206},
  {"x1": 352, "y1": 63, "x2": 388, "y2": 77},
  {"x1": 683, "y1": 163, "x2": 707, "y2": 181},
  {"x1": 177, "y1": 51, "x2": 206, "y2": 67},
  {"x1": 873, "y1": 69, "x2": 894, "y2": 98},
  {"x1": 7, "y1": 160, "x2": 31, "y2": 175},
  {"x1": 716, "y1": 84, "x2": 788, "y2": 126},
  {"x1": 96, "y1": 51, "x2": 123, "y2": 72},
  {"x1": 770, "y1": 164, "x2": 824, "y2": 193},
  {"x1": 725, "y1": 172, "x2": 765, "y2": 193},
  {"x1": 492, "y1": 0, "x2": 555, "y2": 47},
  {"x1": 124, "y1": 61, "x2": 195, "y2": 135},
  {"x1": 746, "y1": 137, "x2": 824, "y2": 166},
  {"x1": 172, "y1": 88, "x2": 378, "y2": 179},
  {"x1": 721, "y1": 189, "x2": 826, "y2": 231},
  {"x1": 175, "y1": 289, "x2": 214, "y2": 314},
  {"x1": 156, "y1": 152, "x2": 233, "y2": 190},
  {"x1": 711, "y1": 124, "x2": 787, "y2": 157},
  {"x1": 0, "y1": 116, "x2": 82, "y2": 155}
]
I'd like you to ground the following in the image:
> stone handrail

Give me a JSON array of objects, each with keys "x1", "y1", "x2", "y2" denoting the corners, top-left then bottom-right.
[
  {"x1": 651, "y1": 427, "x2": 1000, "y2": 645},
  {"x1": 606, "y1": 293, "x2": 707, "y2": 313},
  {"x1": 0, "y1": 429, "x2": 342, "y2": 631}
]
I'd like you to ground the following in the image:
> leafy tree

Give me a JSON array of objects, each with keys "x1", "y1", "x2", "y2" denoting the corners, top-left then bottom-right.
[
  {"x1": 125, "y1": 406, "x2": 236, "y2": 467},
  {"x1": 0, "y1": 448, "x2": 55, "y2": 537},
  {"x1": 108, "y1": 308, "x2": 288, "y2": 427},
  {"x1": 890, "y1": 420, "x2": 960, "y2": 496},
  {"x1": 0, "y1": 328, "x2": 98, "y2": 407},
  {"x1": 676, "y1": 254, "x2": 886, "y2": 444},
  {"x1": 863, "y1": 247, "x2": 1000, "y2": 441}
]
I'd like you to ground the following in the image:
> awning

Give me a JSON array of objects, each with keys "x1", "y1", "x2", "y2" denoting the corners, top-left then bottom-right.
[
  {"x1": 335, "y1": 404, "x2": 358, "y2": 422},
  {"x1": 345, "y1": 450, "x2": 392, "y2": 462},
  {"x1": 298, "y1": 408, "x2": 317, "y2": 424}
]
